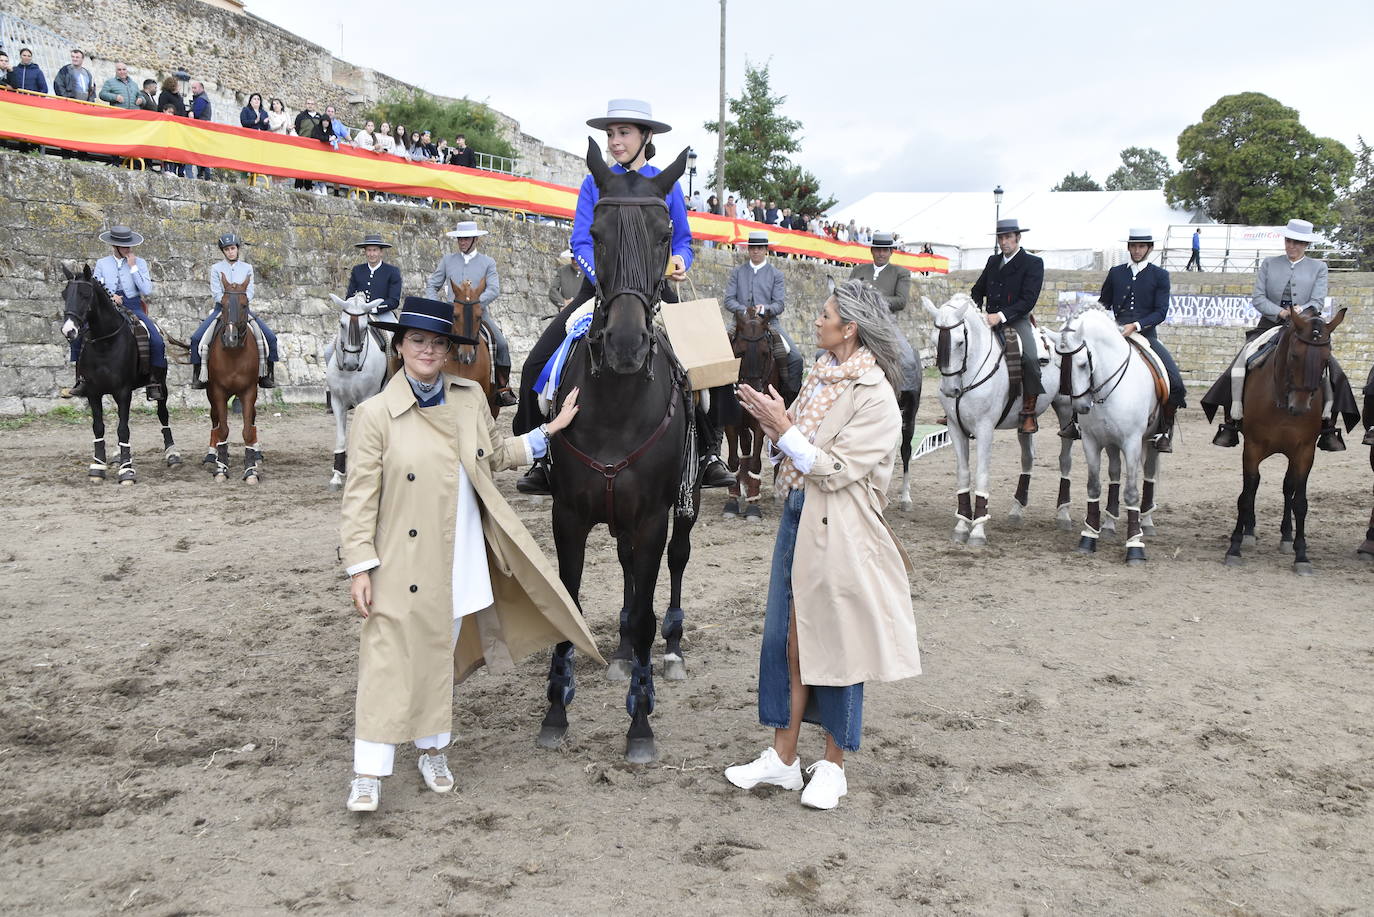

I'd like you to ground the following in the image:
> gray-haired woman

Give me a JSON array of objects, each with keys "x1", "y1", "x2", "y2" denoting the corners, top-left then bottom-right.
[{"x1": 725, "y1": 279, "x2": 921, "y2": 810}]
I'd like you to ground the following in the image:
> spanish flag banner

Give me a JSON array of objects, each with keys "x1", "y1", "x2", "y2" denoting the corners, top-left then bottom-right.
[{"x1": 0, "y1": 91, "x2": 949, "y2": 273}]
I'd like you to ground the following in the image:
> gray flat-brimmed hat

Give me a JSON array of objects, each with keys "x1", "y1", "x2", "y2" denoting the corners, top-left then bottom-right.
[
  {"x1": 354, "y1": 233, "x2": 392, "y2": 249},
  {"x1": 586, "y1": 99, "x2": 672, "y2": 134},
  {"x1": 99, "y1": 225, "x2": 144, "y2": 247},
  {"x1": 1121, "y1": 227, "x2": 1155, "y2": 244},
  {"x1": 1280, "y1": 219, "x2": 1319, "y2": 243},
  {"x1": 993, "y1": 218, "x2": 1028, "y2": 235},
  {"x1": 869, "y1": 232, "x2": 897, "y2": 249},
  {"x1": 445, "y1": 221, "x2": 489, "y2": 239},
  {"x1": 746, "y1": 230, "x2": 770, "y2": 247}
]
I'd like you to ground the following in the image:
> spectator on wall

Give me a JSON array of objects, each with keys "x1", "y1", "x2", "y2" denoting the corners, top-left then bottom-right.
[
  {"x1": 325, "y1": 104, "x2": 349, "y2": 147},
  {"x1": 53, "y1": 49, "x2": 95, "y2": 102},
  {"x1": 188, "y1": 81, "x2": 214, "y2": 179},
  {"x1": 375, "y1": 121, "x2": 396, "y2": 154},
  {"x1": 266, "y1": 97, "x2": 290, "y2": 134},
  {"x1": 0, "y1": 51, "x2": 10, "y2": 85},
  {"x1": 157, "y1": 76, "x2": 186, "y2": 117},
  {"x1": 99, "y1": 63, "x2": 138, "y2": 109},
  {"x1": 136, "y1": 78, "x2": 159, "y2": 111},
  {"x1": 449, "y1": 134, "x2": 476, "y2": 168},
  {"x1": 8, "y1": 48, "x2": 49, "y2": 94},
  {"x1": 293, "y1": 99, "x2": 330, "y2": 190},
  {"x1": 240, "y1": 92, "x2": 269, "y2": 130},
  {"x1": 354, "y1": 119, "x2": 378, "y2": 151},
  {"x1": 391, "y1": 124, "x2": 410, "y2": 156},
  {"x1": 435, "y1": 137, "x2": 449, "y2": 163},
  {"x1": 408, "y1": 130, "x2": 431, "y2": 162}
]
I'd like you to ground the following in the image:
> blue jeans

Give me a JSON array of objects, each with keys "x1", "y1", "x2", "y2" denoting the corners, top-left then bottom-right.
[
  {"x1": 70, "y1": 297, "x2": 166, "y2": 368},
  {"x1": 758, "y1": 489, "x2": 864, "y2": 751},
  {"x1": 191, "y1": 305, "x2": 278, "y2": 366}
]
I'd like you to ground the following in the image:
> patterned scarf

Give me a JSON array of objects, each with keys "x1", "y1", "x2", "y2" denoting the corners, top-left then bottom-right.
[{"x1": 774, "y1": 346, "x2": 876, "y2": 495}]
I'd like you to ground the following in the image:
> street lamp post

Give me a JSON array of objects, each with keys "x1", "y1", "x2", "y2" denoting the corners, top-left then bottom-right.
[
  {"x1": 687, "y1": 148, "x2": 698, "y2": 198},
  {"x1": 994, "y1": 185, "x2": 1004, "y2": 224}
]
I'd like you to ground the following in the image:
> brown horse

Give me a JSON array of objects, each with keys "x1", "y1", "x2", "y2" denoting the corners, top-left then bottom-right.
[
  {"x1": 1224, "y1": 306, "x2": 1348, "y2": 574},
  {"x1": 444, "y1": 278, "x2": 496, "y2": 417},
  {"x1": 722, "y1": 306, "x2": 780, "y2": 522},
  {"x1": 1360, "y1": 367, "x2": 1374, "y2": 561},
  {"x1": 204, "y1": 275, "x2": 263, "y2": 483}
]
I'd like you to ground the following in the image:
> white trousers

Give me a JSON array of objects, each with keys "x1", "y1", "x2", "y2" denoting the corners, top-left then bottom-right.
[{"x1": 353, "y1": 616, "x2": 463, "y2": 777}]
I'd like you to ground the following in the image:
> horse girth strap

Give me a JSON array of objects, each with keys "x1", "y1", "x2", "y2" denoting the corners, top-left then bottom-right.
[{"x1": 554, "y1": 379, "x2": 681, "y2": 539}]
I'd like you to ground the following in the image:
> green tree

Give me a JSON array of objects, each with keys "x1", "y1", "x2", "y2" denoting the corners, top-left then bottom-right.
[
  {"x1": 1052, "y1": 171, "x2": 1102, "y2": 192},
  {"x1": 1330, "y1": 136, "x2": 1374, "y2": 270},
  {"x1": 1164, "y1": 92, "x2": 1353, "y2": 224},
  {"x1": 367, "y1": 92, "x2": 515, "y2": 161},
  {"x1": 1105, "y1": 146, "x2": 1173, "y2": 190},
  {"x1": 704, "y1": 63, "x2": 832, "y2": 214}
]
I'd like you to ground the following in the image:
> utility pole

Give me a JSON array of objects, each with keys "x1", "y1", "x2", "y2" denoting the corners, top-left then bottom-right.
[{"x1": 715, "y1": 0, "x2": 727, "y2": 213}]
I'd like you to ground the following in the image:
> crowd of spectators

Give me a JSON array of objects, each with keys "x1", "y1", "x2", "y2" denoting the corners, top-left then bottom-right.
[{"x1": 684, "y1": 189, "x2": 911, "y2": 251}]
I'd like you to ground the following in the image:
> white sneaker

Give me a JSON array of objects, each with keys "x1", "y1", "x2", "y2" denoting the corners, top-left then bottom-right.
[
  {"x1": 800, "y1": 760, "x2": 847, "y2": 810},
  {"x1": 724, "y1": 747, "x2": 803, "y2": 790},
  {"x1": 417, "y1": 752, "x2": 454, "y2": 794},
  {"x1": 346, "y1": 776, "x2": 380, "y2": 812}
]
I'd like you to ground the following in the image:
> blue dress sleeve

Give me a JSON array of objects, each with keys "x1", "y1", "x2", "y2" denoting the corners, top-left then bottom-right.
[
  {"x1": 571, "y1": 175, "x2": 599, "y2": 284},
  {"x1": 666, "y1": 183, "x2": 694, "y2": 271}
]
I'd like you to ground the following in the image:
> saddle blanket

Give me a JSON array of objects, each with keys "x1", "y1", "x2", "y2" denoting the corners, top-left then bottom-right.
[
  {"x1": 1230, "y1": 326, "x2": 1284, "y2": 420},
  {"x1": 200, "y1": 317, "x2": 268, "y2": 368},
  {"x1": 1126, "y1": 335, "x2": 1170, "y2": 408}
]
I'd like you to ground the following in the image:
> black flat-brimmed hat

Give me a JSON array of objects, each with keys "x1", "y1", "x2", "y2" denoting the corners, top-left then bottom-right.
[
  {"x1": 869, "y1": 232, "x2": 897, "y2": 249},
  {"x1": 98, "y1": 225, "x2": 144, "y2": 247},
  {"x1": 372, "y1": 296, "x2": 476, "y2": 345},
  {"x1": 993, "y1": 218, "x2": 1028, "y2": 235},
  {"x1": 354, "y1": 233, "x2": 392, "y2": 249}
]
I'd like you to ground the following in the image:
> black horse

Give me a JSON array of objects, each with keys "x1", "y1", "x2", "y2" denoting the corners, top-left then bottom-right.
[
  {"x1": 538, "y1": 141, "x2": 699, "y2": 763},
  {"x1": 60, "y1": 265, "x2": 181, "y2": 483}
]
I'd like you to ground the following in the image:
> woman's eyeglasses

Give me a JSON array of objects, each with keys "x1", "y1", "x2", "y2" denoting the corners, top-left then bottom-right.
[{"x1": 404, "y1": 335, "x2": 451, "y2": 353}]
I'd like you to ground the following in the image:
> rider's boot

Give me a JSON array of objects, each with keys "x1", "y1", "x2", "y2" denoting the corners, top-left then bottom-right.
[
  {"x1": 1151, "y1": 401, "x2": 1177, "y2": 453},
  {"x1": 1363, "y1": 425, "x2": 1374, "y2": 447},
  {"x1": 494, "y1": 364, "x2": 518, "y2": 407},
  {"x1": 1212, "y1": 413, "x2": 1240, "y2": 447},
  {"x1": 699, "y1": 454, "x2": 735, "y2": 489},
  {"x1": 191, "y1": 363, "x2": 207, "y2": 390},
  {"x1": 1017, "y1": 394, "x2": 1039, "y2": 435},
  {"x1": 1317, "y1": 414, "x2": 1346, "y2": 452},
  {"x1": 145, "y1": 365, "x2": 167, "y2": 402},
  {"x1": 258, "y1": 361, "x2": 277, "y2": 389},
  {"x1": 516, "y1": 455, "x2": 552, "y2": 496},
  {"x1": 65, "y1": 366, "x2": 87, "y2": 399}
]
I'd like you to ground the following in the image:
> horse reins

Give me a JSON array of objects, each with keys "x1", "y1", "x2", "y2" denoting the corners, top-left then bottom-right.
[
  {"x1": 585, "y1": 195, "x2": 671, "y2": 380},
  {"x1": 1057, "y1": 332, "x2": 1132, "y2": 403},
  {"x1": 1275, "y1": 320, "x2": 1332, "y2": 413},
  {"x1": 555, "y1": 378, "x2": 680, "y2": 538},
  {"x1": 64, "y1": 279, "x2": 124, "y2": 344},
  {"x1": 933, "y1": 316, "x2": 1007, "y2": 438}
]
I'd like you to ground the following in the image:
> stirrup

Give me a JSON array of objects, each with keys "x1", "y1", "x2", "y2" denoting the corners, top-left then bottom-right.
[
  {"x1": 1317, "y1": 427, "x2": 1346, "y2": 453},
  {"x1": 1362, "y1": 427, "x2": 1374, "y2": 447}
]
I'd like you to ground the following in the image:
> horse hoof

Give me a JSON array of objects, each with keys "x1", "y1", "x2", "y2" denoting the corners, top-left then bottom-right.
[
  {"x1": 1125, "y1": 547, "x2": 1146, "y2": 566},
  {"x1": 328, "y1": 479, "x2": 343, "y2": 492},
  {"x1": 1223, "y1": 554, "x2": 1243, "y2": 567},
  {"x1": 87, "y1": 474, "x2": 104, "y2": 483},
  {"x1": 951, "y1": 531, "x2": 969, "y2": 545},
  {"x1": 201, "y1": 453, "x2": 217, "y2": 465},
  {"x1": 606, "y1": 658, "x2": 633, "y2": 682},
  {"x1": 536, "y1": 724, "x2": 567, "y2": 750},
  {"x1": 722, "y1": 500, "x2": 739, "y2": 517},
  {"x1": 1076, "y1": 537, "x2": 1097, "y2": 554},
  {"x1": 245, "y1": 475, "x2": 260, "y2": 486},
  {"x1": 1292, "y1": 561, "x2": 1315, "y2": 577},
  {"x1": 1242, "y1": 534, "x2": 1257, "y2": 548},
  {"x1": 1278, "y1": 540, "x2": 1294, "y2": 555},
  {"x1": 1056, "y1": 517, "x2": 1075, "y2": 532},
  {"x1": 1102, "y1": 519, "x2": 1117, "y2": 536},
  {"x1": 213, "y1": 473, "x2": 228, "y2": 483},
  {"x1": 1356, "y1": 545, "x2": 1374, "y2": 563},
  {"x1": 165, "y1": 453, "x2": 182, "y2": 467},
  {"x1": 900, "y1": 498, "x2": 912, "y2": 511},
  {"x1": 968, "y1": 534, "x2": 987, "y2": 548},
  {"x1": 745, "y1": 513, "x2": 762, "y2": 524},
  {"x1": 625, "y1": 736, "x2": 657, "y2": 765},
  {"x1": 119, "y1": 479, "x2": 135, "y2": 486},
  {"x1": 1141, "y1": 523, "x2": 1156, "y2": 536},
  {"x1": 1006, "y1": 513, "x2": 1023, "y2": 528},
  {"x1": 662, "y1": 654, "x2": 687, "y2": 681}
]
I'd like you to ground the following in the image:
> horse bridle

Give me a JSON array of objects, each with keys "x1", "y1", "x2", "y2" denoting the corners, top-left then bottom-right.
[
  {"x1": 585, "y1": 195, "x2": 672, "y2": 379},
  {"x1": 1057, "y1": 328, "x2": 1132, "y2": 403},
  {"x1": 1277, "y1": 317, "x2": 1332, "y2": 409},
  {"x1": 932, "y1": 314, "x2": 1011, "y2": 439},
  {"x1": 64, "y1": 278, "x2": 123, "y2": 344}
]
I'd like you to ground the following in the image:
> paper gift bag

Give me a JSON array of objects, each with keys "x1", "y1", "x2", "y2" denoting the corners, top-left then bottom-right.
[{"x1": 660, "y1": 298, "x2": 740, "y2": 390}]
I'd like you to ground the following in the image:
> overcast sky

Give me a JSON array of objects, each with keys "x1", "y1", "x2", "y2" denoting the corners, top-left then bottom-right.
[{"x1": 250, "y1": 0, "x2": 1371, "y2": 210}]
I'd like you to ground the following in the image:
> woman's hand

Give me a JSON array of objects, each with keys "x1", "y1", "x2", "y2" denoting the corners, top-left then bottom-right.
[
  {"x1": 738, "y1": 383, "x2": 791, "y2": 441},
  {"x1": 546, "y1": 387, "x2": 581, "y2": 435},
  {"x1": 668, "y1": 255, "x2": 687, "y2": 282},
  {"x1": 350, "y1": 571, "x2": 373, "y2": 618}
]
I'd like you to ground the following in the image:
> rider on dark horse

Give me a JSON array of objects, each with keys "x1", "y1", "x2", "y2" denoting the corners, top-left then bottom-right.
[
  {"x1": 67, "y1": 225, "x2": 168, "y2": 401},
  {"x1": 190, "y1": 232, "x2": 279, "y2": 390},
  {"x1": 725, "y1": 230, "x2": 802, "y2": 404},
  {"x1": 1202, "y1": 219, "x2": 1358, "y2": 451},
  {"x1": 513, "y1": 98, "x2": 733, "y2": 495}
]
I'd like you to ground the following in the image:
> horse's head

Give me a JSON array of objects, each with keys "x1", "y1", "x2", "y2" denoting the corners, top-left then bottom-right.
[
  {"x1": 924, "y1": 294, "x2": 978, "y2": 393},
  {"x1": 585, "y1": 137, "x2": 688, "y2": 375},
  {"x1": 1280, "y1": 306, "x2": 1347, "y2": 415},
  {"x1": 219, "y1": 274, "x2": 251, "y2": 349},
  {"x1": 732, "y1": 306, "x2": 775, "y2": 389},
  {"x1": 448, "y1": 278, "x2": 486, "y2": 364},
  {"x1": 60, "y1": 263, "x2": 99, "y2": 340},
  {"x1": 1055, "y1": 312, "x2": 1092, "y2": 412},
  {"x1": 330, "y1": 292, "x2": 383, "y2": 371}
]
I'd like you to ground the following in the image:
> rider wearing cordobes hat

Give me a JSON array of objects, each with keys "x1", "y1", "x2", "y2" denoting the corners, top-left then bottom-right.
[
  {"x1": 512, "y1": 98, "x2": 733, "y2": 495},
  {"x1": 190, "y1": 232, "x2": 279, "y2": 390}
]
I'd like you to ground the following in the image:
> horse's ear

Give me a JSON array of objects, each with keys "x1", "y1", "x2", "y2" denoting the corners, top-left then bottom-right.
[
  {"x1": 586, "y1": 136, "x2": 612, "y2": 188},
  {"x1": 826, "y1": 275, "x2": 837, "y2": 295},
  {"x1": 1326, "y1": 307, "x2": 1348, "y2": 331},
  {"x1": 62, "y1": 264, "x2": 74, "y2": 280},
  {"x1": 649, "y1": 147, "x2": 690, "y2": 199},
  {"x1": 81, "y1": 264, "x2": 92, "y2": 280},
  {"x1": 954, "y1": 299, "x2": 970, "y2": 320},
  {"x1": 329, "y1": 293, "x2": 347, "y2": 307},
  {"x1": 921, "y1": 296, "x2": 938, "y2": 319}
]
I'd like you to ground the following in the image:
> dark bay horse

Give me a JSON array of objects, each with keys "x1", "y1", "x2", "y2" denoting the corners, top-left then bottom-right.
[
  {"x1": 1224, "y1": 306, "x2": 1348, "y2": 574},
  {"x1": 204, "y1": 276, "x2": 263, "y2": 483},
  {"x1": 444, "y1": 278, "x2": 496, "y2": 417},
  {"x1": 60, "y1": 265, "x2": 182, "y2": 483},
  {"x1": 1359, "y1": 367, "x2": 1374, "y2": 562},
  {"x1": 722, "y1": 306, "x2": 778, "y2": 521},
  {"x1": 539, "y1": 141, "x2": 698, "y2": 764}
]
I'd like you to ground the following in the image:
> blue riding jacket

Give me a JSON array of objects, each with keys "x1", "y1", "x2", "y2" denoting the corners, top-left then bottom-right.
[{"x1": 570, "y1": 162, "x2": 693, "y2": 286}]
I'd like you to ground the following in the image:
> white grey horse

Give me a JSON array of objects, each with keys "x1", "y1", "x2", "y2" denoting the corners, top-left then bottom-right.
[
  {"x1": 923, "y1": 294, "x2": 1076, "y2": 546},
  {"x1": 325, "y1": 292, "x2": 389, "y2": 491},
  {"x1": 1055, "y1": 307, "x2": 1165, "y2": 565}
]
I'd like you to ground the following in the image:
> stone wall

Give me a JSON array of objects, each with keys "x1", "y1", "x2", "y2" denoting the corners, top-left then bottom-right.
[{"x1": 6, "y1": 0, "x2": 586, "y2": 185}]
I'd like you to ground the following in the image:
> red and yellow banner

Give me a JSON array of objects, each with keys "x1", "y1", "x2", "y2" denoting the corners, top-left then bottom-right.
[{"x1": 0, "y1": 90, "x2": 948, "y2": 273}]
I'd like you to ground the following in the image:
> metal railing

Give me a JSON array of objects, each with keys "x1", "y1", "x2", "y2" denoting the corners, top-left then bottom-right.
[
  {"x1": 1160, "y1": 223, "x2": 1358, "y2": 273},
  {"x1": 473, "y1": 150, "x2": 521, "y2": 176},
  {"x1": 0, "y1": 13, "x2": 73, "y2": 89}
]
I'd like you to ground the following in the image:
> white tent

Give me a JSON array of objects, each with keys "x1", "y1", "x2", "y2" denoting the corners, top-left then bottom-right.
[{"x1": 827, "y1": 190, "x2": 1197, "y2": 270}]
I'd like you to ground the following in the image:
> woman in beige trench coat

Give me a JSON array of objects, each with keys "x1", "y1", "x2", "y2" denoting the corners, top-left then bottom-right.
[
  {"x1": 725, "y1": 279, "x2": 921, "y2": 810},
  {"x1": 339, "y1": 297, "x2": 604, "y2": 813}
]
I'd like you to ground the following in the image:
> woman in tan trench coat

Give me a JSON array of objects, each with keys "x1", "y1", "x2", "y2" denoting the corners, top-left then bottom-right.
[
  {"x1": 725, "y1": 279, "x2": 921, "y2": 810},
  {"x1": 340, "y1": 297, "x2": 604, "y2": 813}
]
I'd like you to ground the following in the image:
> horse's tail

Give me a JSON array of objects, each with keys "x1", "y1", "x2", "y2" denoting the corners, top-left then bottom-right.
[{"x1": 165, "y1": 335, "x2": 191, "y2": 353}]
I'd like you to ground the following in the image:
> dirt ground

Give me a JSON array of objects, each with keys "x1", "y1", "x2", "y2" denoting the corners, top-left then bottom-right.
[{"x1": 1, "y1": 400, "x2": 1371, "y2": 917}]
